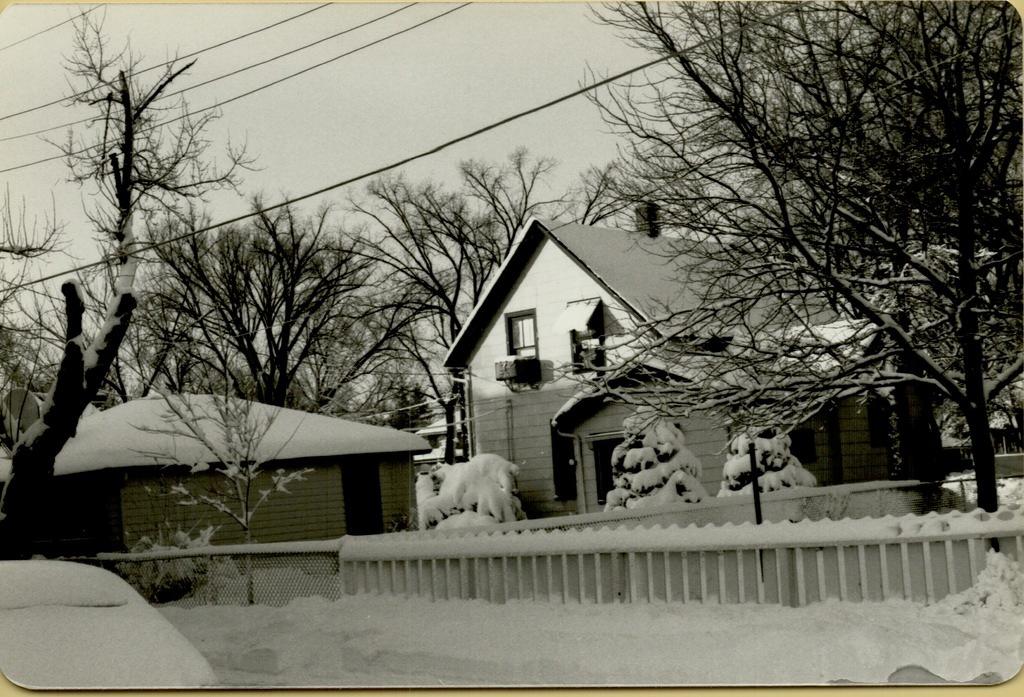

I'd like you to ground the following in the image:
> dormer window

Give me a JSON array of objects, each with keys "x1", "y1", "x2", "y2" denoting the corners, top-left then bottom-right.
[
  {"x1": 554, "y1": 298, "x2": 605, "y2": 373},
  {"x1": 506, "y1": 310, "x2": 537, "y2": 358}
]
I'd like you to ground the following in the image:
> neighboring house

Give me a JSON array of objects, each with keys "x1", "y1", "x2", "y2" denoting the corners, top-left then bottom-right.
[
  {"x1": 0, "y1": 394, "x2": 429, "y2": 554},
  {"x1": 443, "y1": 218, "x2": 939, "y2": 519},
  {"x1": 413, "y1": 416, "x2": 464, "y2": 472}
]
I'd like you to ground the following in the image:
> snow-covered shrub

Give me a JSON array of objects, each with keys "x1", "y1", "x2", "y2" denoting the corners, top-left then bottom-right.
[
  {"x1": 940, "y1": 550, "x2": 1024, "y2": 613},
  {"x1": 119, "y1": 525, "x2": 218, "y2": 604},
  {"x1": 415, "y1": 454, "x2": 525, "y2": 530},
  {"x1": 603, "y1": 410, "x2": 707, "y2": 511},
  {"x1": 718, "y1": 432, "x2": 816, "y2": 497}
]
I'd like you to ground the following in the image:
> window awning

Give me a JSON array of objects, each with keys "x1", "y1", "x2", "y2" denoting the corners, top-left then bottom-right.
[{"x1": 552, "y1": 298, "x2": 601, "y2": 333}]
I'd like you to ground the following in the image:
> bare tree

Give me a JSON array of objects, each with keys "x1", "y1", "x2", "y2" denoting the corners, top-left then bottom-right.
[
  {"x1": 0, "y1": 189, "x2": 63, "y2": 312},
  {"x1": 139, "y1": 202, "x2": 416, "y2": 410},
  {"x1": 352, "y1": 150, "x2": 570, "y2": 462},
  {"x1": 0, "y1": 16, "x2": 250, "y2": 557},
  {"x1": 589, "y1": 1, "x2": 1021, "y2": 510},
  {"x1": 139, "y1": 392, "x2": 312, "y2": 603},
  {"x1": 140, "y1": 393, "x2": 312, "y2": 542}
]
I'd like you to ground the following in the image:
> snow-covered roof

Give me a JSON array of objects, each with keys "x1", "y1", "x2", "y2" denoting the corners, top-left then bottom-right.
[
  {"x1": 545, "y1": 219, "x2": 703, "y2": 320},
  {"x1": 414, "y1": 417, "x2": 462, "y2": 438},
  {"x1": 445, "y1": 217, "x2": 707, "y2": 367},
  {"x1": 0, "y1": 394, "x2": 430, "y2": 480}
]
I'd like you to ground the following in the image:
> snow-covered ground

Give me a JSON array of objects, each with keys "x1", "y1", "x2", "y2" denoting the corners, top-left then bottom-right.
[
  {"x1": 161, "y1": 552, "x2": 1024, "y2": 688},
  {"x1": 944, "y1": 473, "x2": 1024, "y2": 509}
]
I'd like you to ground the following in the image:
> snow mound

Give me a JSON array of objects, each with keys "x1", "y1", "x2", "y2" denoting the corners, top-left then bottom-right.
[
  {"x1": 939, "y1": 551, "x2": 1024, "y2": 613},
  {"x1": 416, "y1": 454, "x2": 525, "y2": 530},
  {"x1": 718, "y1": 432, "x2": 816, "y2": 496},
  {"x1": 0, "y1": 560, "x2": 133, "y2": 610},
  {"x1": 0, "y1": 561, "x2": 217, "y2": 688}
]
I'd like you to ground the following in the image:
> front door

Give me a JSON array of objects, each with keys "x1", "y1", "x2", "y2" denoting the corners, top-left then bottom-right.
[{"x1": 342, "y1": 463, "x2": 384, "y2": 535}]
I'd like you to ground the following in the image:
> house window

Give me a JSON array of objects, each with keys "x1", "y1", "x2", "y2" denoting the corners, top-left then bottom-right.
[
  {"x1": 553, "y1": 298, "x2": 604, "y2": 373},
  {"x1": 867, "y1": 396, "x2": 891, "y2": 448},
  {"x1": 789, "y1": 428, "x2": 817, "y2": 464},
  {"x1": 506, "y1": 310, "x2": 537, "y2": 358},
  {"x1": 571, "y1": 330, "x2": 605, "y2": 372}
]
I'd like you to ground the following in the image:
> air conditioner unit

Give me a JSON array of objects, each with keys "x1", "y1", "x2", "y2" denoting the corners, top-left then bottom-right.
[{"x1": 495, "y1": 357, "x2": 541, "y2": 384}]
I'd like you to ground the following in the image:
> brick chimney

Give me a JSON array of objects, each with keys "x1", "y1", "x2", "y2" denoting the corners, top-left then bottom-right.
[{"x1": 635, "y1": 201, "x2": 661, "y2": 238}]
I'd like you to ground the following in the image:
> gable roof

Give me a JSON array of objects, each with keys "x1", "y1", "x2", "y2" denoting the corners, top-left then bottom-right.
[
  {"x1": 0, "y1": 394, "x2": 430, "y2": 480},
  {"x1": 444, "y1": 217, "x2": 703, "y2": 367}
]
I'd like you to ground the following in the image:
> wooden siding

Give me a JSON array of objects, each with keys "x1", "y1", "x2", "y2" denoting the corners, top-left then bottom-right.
[
  {"x1": 471, "y1": 390, "x2": 580, "y2": 518},
  {"x1": 119, "y1": 454, "x2": 414, "y2": 547},
  {"x1": 464, "y1": 235, "x2": 643, "y2": 519},
  {"x1": 377, "y1": 456, "x2": 414, "y2": 531},
  {"x1": 466, "y1": 235, "x2": 634, "y2": 401}
]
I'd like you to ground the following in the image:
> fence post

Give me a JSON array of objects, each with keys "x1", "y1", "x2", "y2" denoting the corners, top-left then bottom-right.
[
  {"x1": 337, "y1": 537, "x2": 348, "y2": 595},
  {"x1": 748, "y1": 443, "x2": 763, "y2": 525}
]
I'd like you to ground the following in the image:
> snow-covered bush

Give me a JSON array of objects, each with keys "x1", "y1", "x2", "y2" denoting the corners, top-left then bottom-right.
[
  {"x1": 718, "y1": 432, "x2": 816, "y2": 497},
  {"x1": 415, "y1": 454, "x2": 525, "y2": 530},
  {"x1": 603, "y1": 410, "x2": 707, "y2": 511},
  {"x1": 119, "y1": 525, "x2": 218, "y2": 604}
]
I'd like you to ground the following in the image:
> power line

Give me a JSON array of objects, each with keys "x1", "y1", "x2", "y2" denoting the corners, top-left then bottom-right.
[
  {"x1": 0, "y1": 3, "x2": 332, "y2": 124},
  {"x1": 12, "y1": 2, "x2": 1005, "y2": 295},
  {"x1": 4, "y1": 5, "x2": 800, "y2": 291},
  {"x1": 0, "y1": 5, "x2": 99, "y2": 53},
  {"x1": 0, "y1": 3, "x2": 470, "y2": 175},
  {"x1": 0, "y1": 3, "x2": 416, "y2": 145}
]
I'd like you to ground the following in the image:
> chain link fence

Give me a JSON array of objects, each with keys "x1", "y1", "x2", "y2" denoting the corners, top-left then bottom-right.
[{"x1": 71, "y1": 550, "x2": 341, "y2": 609}]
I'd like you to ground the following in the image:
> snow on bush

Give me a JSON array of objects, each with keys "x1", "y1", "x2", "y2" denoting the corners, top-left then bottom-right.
[
  {"x1": 940, "y1": 550, "x2": 1024, "y2": 613},
  {"x1": 118, "y1": 525, "x2": 220, "y2": 604},
  {"x1": 718, "y1": 432, "x2": 816, "y2": 497},
  {"x1": 603, "y1": 410, "x2": 707, "y2": 512},
  {"x1": 415, "y1": 454, "x2": 525, "y2": 530}
]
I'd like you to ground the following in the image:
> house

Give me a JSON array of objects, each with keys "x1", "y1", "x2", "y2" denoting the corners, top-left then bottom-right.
[
  {"x1": 0, "y1": 394, "x2": 430, "y2": 554},
  {"x1": 413, "y1": 416, "x2": 464, "y2": 472},
  {"x1": 443, "y1": 218, "x2": 940, "y2": 519}
]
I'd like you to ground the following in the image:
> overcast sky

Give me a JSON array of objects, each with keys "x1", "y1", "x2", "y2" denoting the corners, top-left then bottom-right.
[{"x1": 0, "y1": 2, "x2": 651, "y2": 277}]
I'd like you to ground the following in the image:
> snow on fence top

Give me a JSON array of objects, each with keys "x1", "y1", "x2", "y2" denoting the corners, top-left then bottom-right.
[
  {"x1": 91, "y1": 537, "x2": 344, "y2": 561},
  {"x1": 339, "y1": 505, "x2": 1024, "y2": 561},
  {"x1": 0, "y1": 394, "x2": 429, "y2": 479}
]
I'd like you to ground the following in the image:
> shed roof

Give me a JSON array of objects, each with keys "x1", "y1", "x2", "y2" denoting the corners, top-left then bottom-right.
[{"x1": 0, "y1": 394, "x2": 430, "y2": 480}]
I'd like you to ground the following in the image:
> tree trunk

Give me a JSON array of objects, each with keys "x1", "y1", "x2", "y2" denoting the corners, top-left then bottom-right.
[
  {"x1": 965, "y1": 395, "x2": 999, "y2": 512},
  {"x1": 0, "y1": 282, "x2": 136, "y2": 558},
  {"x1": 244, "y1": 527, "x2": 255, "y2": 605},
  {"x1": 953, "y1": 151, "x2": 998, "y2": 512}
]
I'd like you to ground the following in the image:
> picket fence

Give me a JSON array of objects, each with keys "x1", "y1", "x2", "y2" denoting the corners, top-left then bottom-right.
[
  {"x1": 338, "y1": 508, "x2": 1024, "y2": 608},
  {"x1": 83, "y1": 504, "x2": 1024, "y2": 609}
]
